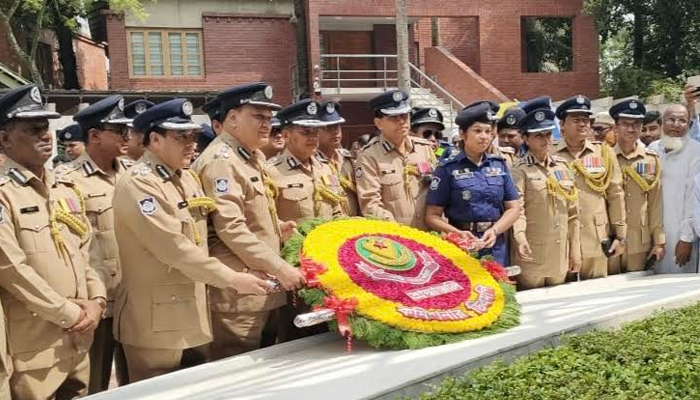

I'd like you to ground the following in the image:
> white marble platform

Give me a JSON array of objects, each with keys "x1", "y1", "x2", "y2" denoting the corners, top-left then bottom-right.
[{"x1": 87, "y1": 272, "x2": 700, "y2": 400}]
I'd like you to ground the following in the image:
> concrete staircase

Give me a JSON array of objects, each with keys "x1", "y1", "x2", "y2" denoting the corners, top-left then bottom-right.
[{"x1": 410, "y1": 87, "x2": 460, "y2": 136}]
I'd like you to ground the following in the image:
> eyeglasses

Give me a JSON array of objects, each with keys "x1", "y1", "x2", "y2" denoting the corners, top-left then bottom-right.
[
  {"x1": 592, "y1": 126, "x2": 612, "y2": 134},
  {"x1": 664, "y1": 118, "x2": 689, "y2": 126},
  {"x1": 102, "y1": 125, "x2": 130, "y2": 138}
]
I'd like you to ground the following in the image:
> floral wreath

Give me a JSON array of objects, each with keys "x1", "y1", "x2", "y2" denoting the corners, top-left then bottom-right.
[{"x1": 282, "y1": 218, "x2": 520, "y2": 350}]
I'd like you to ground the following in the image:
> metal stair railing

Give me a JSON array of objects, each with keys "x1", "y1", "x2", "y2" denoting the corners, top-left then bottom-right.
[{"x1": 408, "y1": 63, "x2": 463, "y2": 129}]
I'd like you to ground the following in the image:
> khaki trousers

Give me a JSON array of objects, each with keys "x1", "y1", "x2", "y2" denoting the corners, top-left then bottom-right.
[
  {"x1": 10, "y1": 353, "x2": 89, "y2": 400},
  {"x1": 122, "y1": 344, "x2": 208, "y2": 383},
  {"x1": 608, "y1": 252, "x2": 648, "y2": 275},
  {"x1": 88, "y1": 317, "x2": 129, "y2": 393},
  {"x1": 579, "y1": 257, "x2": 608, "y2": 280},
  {"x1": 517, "y1": 268, "x2": 568, "y2": 290},
  {"x1": 209, "y1": 310, "x2": 270, "y2": 361}
]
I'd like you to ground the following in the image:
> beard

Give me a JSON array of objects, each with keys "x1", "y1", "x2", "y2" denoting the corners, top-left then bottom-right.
[{"x1": 660, "y1": 132, "x2": 685, "y2": 152}]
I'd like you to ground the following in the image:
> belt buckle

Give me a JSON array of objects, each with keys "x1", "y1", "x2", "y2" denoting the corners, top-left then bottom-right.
[{"x1": 476, "y1": 222, "x2": 491, "y2": 232}]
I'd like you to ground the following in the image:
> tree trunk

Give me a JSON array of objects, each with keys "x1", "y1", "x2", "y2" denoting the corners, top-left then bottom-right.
[
  {"x1": 632, "y1": 9, "x2": 644, "y2": 68},
  {"x1": 293, "y1": 0, "x2": 309, "y2": 99},
  {"x1": 395, "y1": 0, "x2": 410, "y2": 92},
  {"x1": 52, "y1": 0, "x2": 80, "y2": 89}
]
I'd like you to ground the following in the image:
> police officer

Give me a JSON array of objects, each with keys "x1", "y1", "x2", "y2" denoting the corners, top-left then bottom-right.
[
  {"x1": 123, "y1": 99, "x2": 155, "y2": 162},
  {"x1": 57, "y1": 123, "x2": 86, "y2": 161},
  {"x1": 195, "y1": 123, "x2": 216, "y2": 161},
  {"x1": 553, "y1": 95, "x2": 626, "y2": 279},
  {"x1": 202, "y1": 97, "x2": 224, "y2": 136},
  {"x1": 356, "y1": 90, "x2": 436, "y2": 229},
  {"x1": 608, "y1": 100, "x2": 665, "y2": 273},
  {"x1": 426, "y1": 103, "x2": 520, "y2": 266},
  {"x1": 59, "y1": 95, "x2": 133, "y2": 393},
  {"x1": 192, "y1": 84, "x2": 305, "y2": 359},
  {"x1": 260, "y1": 117, "x2": 285, "y2": 160},
  {"x1": 411, "y1": 107, "x2": 449, "y2": 156},
  {"x1": 113, "y1": 98, "x2": 270, "y2": 381},
  {"x1": 316, "y1": 100, "x2": 360, "y2": 216},
  {"x1": 497, "y1": 107, "x2": 527, "y2": 159},
  {"x1": 511, "y1": 107, "x2": 581, "y2": 289},
  {"x1": 0, "y1": 85, "x2": 107, "y2": 399}
]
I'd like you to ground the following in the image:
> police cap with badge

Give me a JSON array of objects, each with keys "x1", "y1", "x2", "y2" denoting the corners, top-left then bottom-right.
[
  {"x1": 609, "y1": 99, "x2": 646, "y2": 121},
  {"x1": 0, "y1": 85, "x2": 60, "y2": 128},
  {"x1": 463, "y1": 100, "x2": 500, "y2": 116},
  {"x1": 369, "y1": 90, "x2": 411, "y2": 117},
  {"x1": 276, "y1": 99, "x2": 327, "y2": 128},
  {"x1": 202, "y1": 97, "x2": 223, "y2": 123},
  {"x1": 216, "y1": 82, "x2": 282, "y2": 118},
  {"x1": 57, "y1": 124, "x2": 84, "y2": 143},
  {"x1": 519, "y1": 96, "x2": 552, "y2": 114},
  {"x1": 74, "y1": 95, "x2": 132, "y2": 132},
  {"x1": 318, "y1": 101, "x2": 345, "y2": 125},
  {"x1": 198, "y1": 123, "x2": 216, "y2": 150},
  {"x1": 124, "y1": 99, "x2": 155, "y2": 120},
  {"x1": 132, "y1": 98, "x2": 202, "y2": 135},
  {"x1": 555, "y1": 95, "x2": 593, "y2": 121},
  {"x1": 497, "y1": 107, "x2": 526, "y2": 131},
  {"x1": 519, "y1": 108, "x2": 557, "y2": 134},
  {"x1": 455, "y1": 102, "x2": 496, "y2": 130},
  {"x1": 411, "y1": 107, "x2": 445, "y2": 131}
]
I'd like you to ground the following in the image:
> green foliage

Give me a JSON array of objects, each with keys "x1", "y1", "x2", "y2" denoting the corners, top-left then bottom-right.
[
  {"x1": 523, "y1": 17, "x2": 573, "y2": 73},
  {"x1": 419, "y1": 302, "x2": 700, "y2": 400},
  {"x1": 283, "y1": 217, "x2": 521, "y2": 350}
]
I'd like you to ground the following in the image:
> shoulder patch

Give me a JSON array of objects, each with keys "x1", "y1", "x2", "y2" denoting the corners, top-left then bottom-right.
[
  {"x1": 138, "y1": 196, "x2": 157, "y2": 216},
  {"x1": 429, "y1": 176, "x2": 441, "y2": 191},
  {"x1": 214, "y1": 178, "x2": 229, "y2": 195}
]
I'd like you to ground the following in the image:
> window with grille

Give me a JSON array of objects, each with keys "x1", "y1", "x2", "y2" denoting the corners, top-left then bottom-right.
[{"x1": 128, "y1": 29, "x2": 203, "y2": 77}]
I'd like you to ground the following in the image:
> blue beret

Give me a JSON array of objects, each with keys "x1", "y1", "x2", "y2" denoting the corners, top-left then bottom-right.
[
  {"x1": 217, "y1": 82, "x2": 281, "y2": 115},
  {"x1": 132, "y1": 98, "x2": 201, "y2": 133},
  {"x1": 369, "y1": 90, "x2": 411, "y2": 116},
  {"x1": 455, "y1": 103, "x2": 495, "y2": 129},
  {"x1": 411, "y1": 107, "x2": 444, "y2": 129},
  {"x1": 74, "y1": 95, "x2": 131, "y2": 130},
  {"x1": 497, "y1": 107, "x2": 527, "y2": 130},
  {"x1": 0, "y1": 85, "x2": 59, "y2": 127},
  {"x1": 277, "y1": 99, "x2": 327, "y2": 128},
  {"x1": 520, "y1": 109, "x2": 556, "y2": 133},
  {"x1": 124, "y1": 100, "x2": 155, "y2": 119},
  {"x1": 555, "y1": 95, "x2": 593, "y2": 120},
  {"x1": 57, "y1": 124, "x2": 84, "y2": 142},
  {"x1": 319, "y1": 101, "x2": 345, "y2": 125},
  {"x1": 519, "y1": 96, "x2": 552, "y2": 114},
  {"x1": 198, "y1": 124, "x2": 216, "y2": 149},
  {"x1": 609, "y1": 99, "x2": 646, "y2": 120},
  {"x1": 202, "y1": 98, "x2": 222, "y2": 122}
]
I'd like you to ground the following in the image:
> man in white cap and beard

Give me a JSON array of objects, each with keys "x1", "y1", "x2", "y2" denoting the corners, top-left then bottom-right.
[{"x1": 648, "y1": 104, "x2": 700, "y2": 273}]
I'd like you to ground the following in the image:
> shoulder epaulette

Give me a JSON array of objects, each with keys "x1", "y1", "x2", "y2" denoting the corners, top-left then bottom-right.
[
  {"x1": 498, "y1": 146, "x2": 515, "y2": 154},
  {"x1": 363, "y1": 137, "x2": 379, "y2": 150},
  {"x1": 486, "y1": 153, "x2": 506, "y2": 161},
  {"x1": 267, "y1": 156, "x2": 283, "y2": 167},
  {"x1": 131, "y1": 163, "x2": 152, "y2": 177},
  {"x1": 551, "y1": 155, "x2": 568, "y2": 163},
  {"x1": 645, "y1": 148, "x2": 659, "y2": 156},
  {"x1": 119, "y1": 158, "x2": 135, "y2": 170},
  {"x1": 412, "y1": 137, "x2": 432, "y2": 146},
  {"x1": 54, "y1": 162, "x2": 77, "y2": 176},
  {"x1": 214, "y1": 144, "x2": 232, "y2": 160},
  {"x1": 338, "y1": 148, "x2": 352, "y2": 158}
]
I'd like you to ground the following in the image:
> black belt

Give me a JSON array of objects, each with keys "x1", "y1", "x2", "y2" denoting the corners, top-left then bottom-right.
[{"x1": 454, "y1": 221, "x2": 495, "y2": 233}]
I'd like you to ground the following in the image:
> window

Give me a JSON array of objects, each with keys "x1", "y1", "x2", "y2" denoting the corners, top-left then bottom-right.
[
  {"x1": 128, "y1": 29, "x2": 203, "y2": 77},
  {"x1": 521, "y1": 17, "x2": 573, "y2": 73}
]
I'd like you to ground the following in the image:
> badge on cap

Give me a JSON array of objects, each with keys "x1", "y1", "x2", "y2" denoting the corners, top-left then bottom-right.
[
  {"x1": 138, "y1": 196, "x2": 157, "y2": 216},
  {"x1": 630, "y1": 101, "x2": 638, "y2": 109},
  {"x1": 326, "y1": 103, "x2": 336, "y2": 114},
  {"x1": 118, "y1": 98, "x2": 124, "y2": 111},
  {"x1": 392, "y1": 91, "x2": 403, "y2": 102},
  {"x1": 214, "y1": 178, "x2": 229, "y2": 194},
  {"x1": 307, "y1": 102, "x2": 318, "y2": 115},
  {"x1": 264, "y1": 85, "x2": 273, "y2": 99},
  {"x1": 576, "y1": 96, "x2": 585, "y2": 105},
  {"x1": 182, "y1": 101, "x2": 193, "y2": 116},
  {"x1": 429, "y1": 108, "x2": 438, "y2": 118},
  {"x1": 429, "y1": 176, "x2": 441, "y2": 191},
  {"x1": 535, "y1": 111, "x2": 545, "y2": 122},
  {"x1": 135, "y1": 102, "x2": 147, "y2": 114},
  {"x1": 65, "y1": 132, "x2": 72, "y2": 139},
  {"x1": 30, "y1": 87, "x2": 42, "y2": 104},
  {"x1": 506, "y1": 115, "x2": 516, "y2": 125}
]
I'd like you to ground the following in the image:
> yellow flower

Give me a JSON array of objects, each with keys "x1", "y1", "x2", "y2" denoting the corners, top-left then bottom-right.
[{"x1": 303, "y1": 219, "x2": 504, "y2": 333}]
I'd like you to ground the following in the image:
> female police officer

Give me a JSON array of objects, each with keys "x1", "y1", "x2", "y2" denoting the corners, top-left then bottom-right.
[{"x1": 425, "y1": 102, "x2": 520, "y2": 266}]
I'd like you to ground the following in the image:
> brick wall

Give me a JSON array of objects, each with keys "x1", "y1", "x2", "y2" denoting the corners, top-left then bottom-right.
[
  {"x1": 438, "y1": 17, "x2": 480, "y2": 73},
  {"x1": 74, "y1": 36, "x2": 108, "y2": 90},
  {"x1": 106, "y1": 11, "x2": 297, "y2": 105}
]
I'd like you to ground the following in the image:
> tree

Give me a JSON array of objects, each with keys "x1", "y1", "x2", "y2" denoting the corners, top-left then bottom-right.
[
  {"x1": 0, "y1": 0, "x2": 149, "y2": 88},
  {"x1": 395, "y1": 0, "x2": 410, "y2": 92}
]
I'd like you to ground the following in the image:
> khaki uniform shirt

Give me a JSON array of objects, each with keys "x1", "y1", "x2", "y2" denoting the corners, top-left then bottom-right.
[
  {"x1": 0, "y1": 157, "x2": 105, "y2": 372},
  {"x1": 553, "y1": 140, "x2": 626, "y2": 259},
  {"x1": 614, "y1": 144, "x2": 665, "y2": 254},
  {"x1": 113, "y1": 150, "x2": 238, "y2": 349},
  {"x1": 489, "y1": 145, "x2": 516, "y2": 168},
  {"x1": 512, "y1": 153, "x2": 581, "y2": 275},
  {"x1": 269, "y1": 149, "x2": 345, "y2": 224},
  {"x1": 355, "y1": 135, "x2": 435, "y2": 229},
  {"x1": 192, "y1": 132, "x2": 287, "y2": 314},
  {"x1": 318, "y1": 148, "x2": 360, "y2": 216},
  {"x1": 57, "y1": 154, "x2": 133, "y2": 317}
]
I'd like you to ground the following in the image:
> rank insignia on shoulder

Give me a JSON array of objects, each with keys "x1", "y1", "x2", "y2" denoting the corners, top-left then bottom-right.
[
  {"x1": 132, "y1": 165, "x2": 152, "y2": 176},
  {"x1": 0, "y1": 175, "x2": 9, "y2": 186},
  {"x1": 429, "y1": 176, "x2": 441, "y2": 191},
  {"x1": 138, "y1": 196, "x2": 157, "y2": 216},
  {"x1": 214, "y1": 178, "x2": 229, "y2": 194},
  {"x1": 215, "y1": 145, "x2": 231, "y2": 159}
]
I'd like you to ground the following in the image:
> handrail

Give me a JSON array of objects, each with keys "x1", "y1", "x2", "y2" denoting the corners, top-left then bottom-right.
[{"x1": 408, "y1": 63, "x2": 464, "y2": 109}]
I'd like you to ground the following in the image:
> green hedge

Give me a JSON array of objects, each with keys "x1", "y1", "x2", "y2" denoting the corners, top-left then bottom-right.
[{"x1": 419, "y1": 302, "x2": 700, "y2": 400}]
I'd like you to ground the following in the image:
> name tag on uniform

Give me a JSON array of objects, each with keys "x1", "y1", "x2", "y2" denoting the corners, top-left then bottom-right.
[
  {"x1": 484, "y1": 167, "x2": 503, "y2": 177},
  {"x1": 381, "y1": 169, "x2": 396, "y2": 175},
  {"x1": 20, "y1": 206, "x2": 39, "y2": 214},
  {"x1": 452, "y1": 169, "x2": 473, "y2": 180},
  {"x1": 177, "y1": 201, "x2": 189, "y2": 209},
  {"x1": 250, "y1": 176, "x2": 259, "y2": 182},
  {"x1": 287, "y1": 183, "x2": 304, "y2": 188},
  {"x1": 87, "y1": 192, "x2": 106, "y2": 198}
]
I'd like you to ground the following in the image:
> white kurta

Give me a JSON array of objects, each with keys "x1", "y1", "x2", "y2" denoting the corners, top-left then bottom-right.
[{"x1": 648, "y1": 137, "x2": 700, "y2": 273}]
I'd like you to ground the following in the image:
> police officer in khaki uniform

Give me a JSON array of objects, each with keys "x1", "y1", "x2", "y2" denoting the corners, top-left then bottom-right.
[
  {"x1": 202, "y1": 97, "x2": 224, "y2": 136},
  {"x1": 269, "y1": 99, "x2": 347, "y2": 222},
  {"x1": 512, "y1": 106, "x2": 581, "y2": 289},
  {"x1": 113, "y1": 99, "x2": 270, "y2": 381},
  {"x1": 356, "y1": 90, "x2": 435, "y2": 229},
  {"x1": 0, "y1": 85, "x2": 107, "y2": 400},
  {"x1": 62, "y1": 95, "x2": 133, "y2": 393},
  {"x1": 608, "y1": 100, "x2": 665, "y2": 273},
  {"x1": 553, "y1": 95, "x2": 626, "y2": 279},
  {"x1": 317, "y1": 101, "x2": 360, "y2": 216},
  {"x1": 192, "y1": 84, "x2": 305, "y2": 359},
  {"x1": 123, "y1": 99, "x2": 155, "y2": 162}
]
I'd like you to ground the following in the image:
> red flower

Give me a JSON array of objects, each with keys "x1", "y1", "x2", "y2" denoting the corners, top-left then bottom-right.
[
  {"x1": 299, "y1": 256, "x2": 328, "y2": 288},
  {"x1": 481, "y1": 259, "x2": 514, "y2": 284}
]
